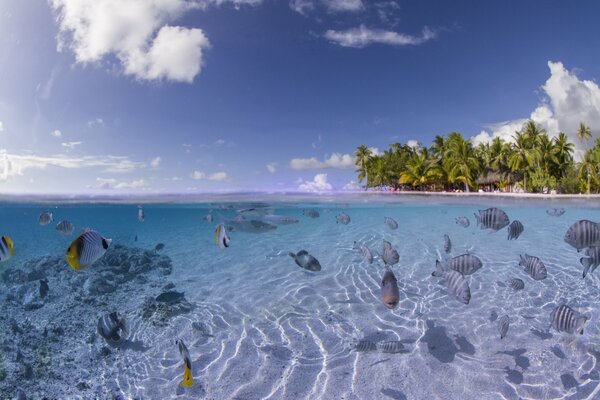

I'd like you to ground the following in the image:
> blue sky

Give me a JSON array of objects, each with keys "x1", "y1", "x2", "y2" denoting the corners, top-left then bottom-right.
[{"x1": 1, "y1": 0, "x2": 600, "y2": 194}]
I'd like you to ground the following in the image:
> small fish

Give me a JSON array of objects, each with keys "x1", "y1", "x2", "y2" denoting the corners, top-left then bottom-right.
[
  {"x1": 564, "y1": 220, "x2": 600, "y2": 251},
  {"x1": 382, "y1": 240, "x2": 399, "y2": 266},
  {"x1": 176, "y1": 339, "x2": 193, "y2": 387},
  {"x1": 138, "y1": 206, "x2": 145, "y2": 222},
  {"x1": 259, "y1": 214, "x2": 299, "y2": 225},
  {"x1": 97, "y1": 312, "x2": 127, "y2": 343},
  {"x1": 0, "y1": 235, "x2": 14, "y2": 263},
  {"x1": 507, "y1": 220, "x2": 524, "y2": 240},
  {"x1": 55, "y1": 220, "x2": 74, "y2": 235},
  {"x1": 518, "y1": 254, "x2": 547, "y2": 280},
  {"x1": 38, "y1": 212, "x2": 53, "y2": 226},
  {"x1": 550, "y1": 305, "x2": 588, "y2": 334},
  {"x1": 289, "y1": 250, "x2": 321, "y2": 272},
  {"x1": 381, "y1": 268, "x2": 400, "y2": 309},
  {"x1": 336, "y1": 212, "x2": 351, "y2": 225},
  {"x1": 203, "y1": 212, "x2": 213, "y2": 223},
  {"x1": 39, "y1": 278, "x2": 49, "y2": 299},
  {"x1": 134, "y1": 235, "x2": 138, "y2": 242},
  {"x1": 508, "y1": 278, "x2": 525, "y2": 291},
  {"x1": 226, "y1": 219, "x2": 277, "y2": 233},
  {"x1": 474, "y1": 207, "x2": 510, "y2": 231},
  {"x1": 581, "y1": 246, "x2": 600, "y2": 278},
  {"x1": 439, "y1": 254, "x2": 482, "y2": 275},
  {"x1": 490, "y1": 310, "x2": 498, "y2": 322},
  {"x1": 303, "y1": 209, "x2": 320, "y2": 218},
  {"x1": 443, "y1": 234, "x2": 451, "y2": 253},
  {"x1": 378, "y1": 341, "x2": 405, "y2": 354},
  {"x1": 384, "y1": 217, "x2": 398, "y2": 230},
  {"x1": 353, "y1": 241, "x2": 373, "y2": 264},
  {"x1": 432, "y1": 261, "x2": 471, "y2": 305},
  {"x1": 215, "y1": 223, "x2": 230, "y2": 249},
  {"x1": 354, "y1": 339, "x2": 377, "y2": 352},
  {"x1": 455, "y1": 217, "x2": 470, "y2": 227},
  {"x1": 66, "y1": 229, "x2": 111, "y2": 271},
  {"x1": 154, "y1": 243, "x2": 165, "y2": 252},
  {"x1": 498, "y1": 315, "x2": 510, "y2": 339},
  {"x1": 155, "y1": 291, "x2": 185, "y2": 304},
  {"x1": 547, "y1": 208, "x2": 565, "y2": 217}
]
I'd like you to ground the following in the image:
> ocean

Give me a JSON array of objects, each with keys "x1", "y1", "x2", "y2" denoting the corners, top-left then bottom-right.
[{"x1": 1, "y1": 194, "x2": 600, "y2": 399}]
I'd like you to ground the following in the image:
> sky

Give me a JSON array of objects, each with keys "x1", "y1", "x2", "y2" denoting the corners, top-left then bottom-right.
[{"x1": 1, "y1": 0, "x2": 600, "y2": 195}]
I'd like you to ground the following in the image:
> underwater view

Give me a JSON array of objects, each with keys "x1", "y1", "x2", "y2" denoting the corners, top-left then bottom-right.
[{"x1": 2, "y1": 195, "x2": 600, "y2": 399}]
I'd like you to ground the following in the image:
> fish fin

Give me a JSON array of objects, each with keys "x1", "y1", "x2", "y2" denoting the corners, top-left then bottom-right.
[
  {"x1": 518, "y1": 254, "x2": 525, "y2": 266},
  {"x1": 288, "y1": 252, "x2": 296, "y2": 259},
  {"x1": 181, "y1": 360, "x2": 193, "y2": 387},
  {"x1": 297, "y1": 250, "x2": 308, "y2": 256},
  {"x1": 576, "y1": 316, "x2": 588, "y2": 335},
  {"x1": 432, "y1": 260, "x2": 444, "y2": 277},
  {"x1": 581, "y1": 257, "x2": 592, "y2": 278},
  {"x1": 66, "y1": 237, "x2": 82, "y2": 271},
  {"x1": 473, "y1": 213, "x2": 480, "y2": 226}
]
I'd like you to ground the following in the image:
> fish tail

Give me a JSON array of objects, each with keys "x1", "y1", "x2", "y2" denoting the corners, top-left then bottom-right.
[
  {"x1": 432, "y1": 260, "x2": 444, "y2": 277},
  {"x1": 518, "y1": 254, "x2": 525, "y2": 267},
  {"x1": 288, "y1": 252, "x2": 295, "y2": 259},
  {"x1": 473, "y1": 213, "x2": 480, "y2": 226},
  {"x1": 181, "y1": 363, "x2": 193, "y2": 387},
  {"x1": 581, "y1": 257, "x2": 592, "y2": 278},
  {"x1": 576, "y1": 315, "x2": 588, "y2": 335}
]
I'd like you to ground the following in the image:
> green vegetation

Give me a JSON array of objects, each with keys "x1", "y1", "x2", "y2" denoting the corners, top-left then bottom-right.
[{"x1": 354, "y1": 120, "x2": 598, "y2": 194}]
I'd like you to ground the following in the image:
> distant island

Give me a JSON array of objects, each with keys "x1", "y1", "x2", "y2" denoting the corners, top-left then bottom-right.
[{"x1": 355, "y1": 120, "x2": 598, "y2": 194}]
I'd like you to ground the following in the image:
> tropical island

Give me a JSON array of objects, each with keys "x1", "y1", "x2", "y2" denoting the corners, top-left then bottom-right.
[{"x1": 354, "y1": 121, "x2": 598, "y2": 194}]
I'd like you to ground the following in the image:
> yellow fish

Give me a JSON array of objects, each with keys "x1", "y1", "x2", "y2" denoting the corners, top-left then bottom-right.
[
  {"x1": 66, "y1": 229, "x2": 111, "y2": 271},
  {"x1": 176, "y1": 340, "x2": 193, "y2": 387},
  {"x1": 215, "y1": 223, "x2": 230, "y2": 249},
  {"x1": 0, "y1": 235, "x2": 14, "y2": 262}
]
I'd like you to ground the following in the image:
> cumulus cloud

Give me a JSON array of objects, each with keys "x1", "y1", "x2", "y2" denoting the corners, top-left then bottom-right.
[
  {"x1": 266, "y1": 162, "x2": 277, "y2": 173},
  {"x1": 87, "y1": 118, "x2": 103, "y2": 128},
  {"x1": 191, "y1": 170, "x2": 206, "y2": 180},
  {"x1": 96, "y1": 177, "x2": 147, "y2": 189},
  {"x1": 290, "y1": 152, "x2": 355, "y2": 170},
  {"x1": 324, "y1": 25, "x2": 435, "y2": 48},
  {"x1": 51, "y1": 129, "x2": 62, "y2": 138},
  {"x1": 406, "y1": 139, "x2": 420, "y2": 149},
  {"x1": 150, "y1": 156, "x2": 161, "y2": 168},
  {"x1": 0, "y1": 121, "x2": 3, "y2": 132},
  {"x1": 298, "y1": 173, "x2": 333, "y2": 192},
  {"x1": 342, "y1": 180, "x2": 360, "y2": 190},
  {"x1": 290, "y1": 0, "x2": 362, "y2": 14},
  {"x1": 215, "y1": 139, "x2": 226, "y2": 145},
  {"x1": 191, "y1": 170, "x2": 229, "y2": 181},
  {"x1": 61, "y1": 141, "x2": 82, "y2": 150}
]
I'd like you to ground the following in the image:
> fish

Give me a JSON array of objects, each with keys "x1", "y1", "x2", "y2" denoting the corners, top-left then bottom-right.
[
  {"x1": 354, "y1": 339, "x2": 377, "y2": 352},
  {"x1": 303, "y1": 209, "x2": 320, "y2": 218},
  {"x1": 581, "y1": 246, "x2": 600, "y2": 278},
  {"x1": 550, "y1": 305, "x2": 588, "y2": 334},
  {"x1": 432, "y1": 261, "x2": 471, "y2": 305},
  {"x1": 97, "y1": 312, "x2": 127, "y2": 343},
  {"x1": 258, "y1": 214, "x2": 299, "y2": 225},
  {"x1": 226, "y1": 219, "x2": 277, "y2": 233},
  {"x1": 443, "y1": 234, "x2": 451, "y2": 253},
  {"x1": 38, "y1": 212, "x2": 53, "y2": 226},
  {"x1": 155, "y1": 291, "x2": 185, "y2": 304},
  {"x1": 564, "y1": 220, "x2": 600, "y2": 251},
  {"x1": 384, "y1": 217, "x2": 398, "y2": 230},
  {"x1": 381, "y1": 268, "x2": 400, "y2": 309},
  {"x1": 382, "y1": 240, "x2": 399, "y2": 266},
  {"x1": 455, "y1": 216, "x2": 470, "y2": 227},
  {"x1": 0, "y1": 235, "x2": 14, "y2": 263},
  {"x1": 66, "y1": 229, "x2": 111, "y2": 271},
  {"x1": 215, "y1": 223, "x2": 230, "y2": 249},
  {"x1": 378, "y1": 341, "x2": 405, "y2": 354},
  {"x1": 55, "y1": 220, "x2": 74, "y2": 235},
  {"x1": 353, "y1": 241, "x2": 373, "y2": 264},
  {"x1": 134, "y1": 235, "x2": 138, "y2": 242},
  {"x1": 498, "y1": 315, "x2": 510, "y2": 339},
  {"x1": 203, "y1": 213, "x2": 213, "y2": 223},
  {"x1": 154, "y1": 243, "x2": 165, "y2": 252},
  {"x1": 474, "y1": 207, "x2": 510, "y2": 231},
  {"x1": 518, "y1": 254, "x2": 547, "y2": 280},
  {"x1": 336, "y1": 212, "x2": 351, "y2": 225},
  {"x1": 439, "y1": 254, "x2": 482, "y2": 275},
  {"x1": 176, "y1": 339, "x2": 193, "y2": 387},
  {"x1": 288, "y1": 250, "x2": 321, "y2": 272},
  {"x1": 39, "y1": 278, "x2": 49, "y2": 299},
  {"x1": 507, "y1": 220, "x2": 524, "y2": 240},
  {"x1": 508, "y1": 278, "x2": 525, "y2": 291},
  {"x1": 138, "y1": 206, "x2": 145, "y2": 222},
  {"x1": 547, "y1": 208, "x2": 566, "y2": 217}
]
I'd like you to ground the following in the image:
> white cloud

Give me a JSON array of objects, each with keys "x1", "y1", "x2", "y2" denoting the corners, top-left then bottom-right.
[
  {"x1": 191, "y1": 170, "x2": 206, "y2": 180},
  {"x1": 290, "y1": 152, "x2": 355, "y2": 170},
  {"x1": 368, "y1": 146, "x2": 381, "y2": 156},
  {"x1": 87, "y1": 118, "x2": 103, "y2": 128},
  {"x1": 150, "y1": 156, "x2": 161, "y2": 168},
  {"x1": 0, "y1": 121, "x2": 3, "y2": 132},
  {"x1": 342, "y1": 180, "x2": 360, "y2": 190},
  {"x1": 167, "y1": 176, "x2": 182, "y2": 181},
  {"x1": 61, "y1": 141, "x2": 82, "y2": 150},
  {"x1": 298, "y1": 173, "x2": 333, "y2": 192},
  {"x1": 182, "y1": 143, "x2": 192, "y2": 153},
  {"x1": 215, "y1": 138, "x2": 226, "y2": 145},
  {"x1": 96, "y1": 177, "x2": 147, "y2": 189},
  {"x1": 324, "y1": 25, "x2": 435, "y2": 48},
  {"x1": 290, "y1": 0, "x2": 362, "y2": 14},
  {"x1": 266, "y1": 162, "x2": 277, "y2": 173},
  {"x1": 51, "y1": 129, "x2": 62, "y2": 138},
  {"x1": 290, "y1": 0, "x2": 314, "y2": 15},
  {"x1": 208, "y1": 171, "x2": 229, "y2": 181},
  {"x1": 406, "y1": 139, "x2": 420, "y2": 149}
]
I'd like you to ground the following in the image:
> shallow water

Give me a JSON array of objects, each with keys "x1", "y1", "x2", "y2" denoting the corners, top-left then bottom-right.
[{"x1": 2, "y1": 195, "x2": 600, "y2": 399}]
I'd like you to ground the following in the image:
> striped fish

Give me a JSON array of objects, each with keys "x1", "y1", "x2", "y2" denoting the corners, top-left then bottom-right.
[
  {"x1": 56, "y1": 220, "x2": 74, "y2": 235},
  {"x1": 176, "y1": 339, "x2": 194, "y2": 387},
  {"x1": 353, "y1": 241, "x2": 373, "y2": 264},
  {"x1": 65, "y1": 229, "x2": 111, "y2": 271},
  {"x1": 443, "y1": 234, "x2": 451, "y2": 253},
  {"x1": 474, "y1": 208, "x2": 510, "y2": 231},
  {"x1": 215, "y1": 223, "x2": 230, "y2": 249},
  {"x1": 354, "y1": 340, "x2": 377, "y2": 352},
  {"x1": 384, "y1": 217, "x2": 398, "y2": 230},
  {"x1": 138, "y1": 206, "x2": 145, "y2": 222},
  {"x1": 432, "y1": 261, "x2": 471, "y2": 304},
  {"x1": 382, "y1": 240, "x2": 399, "y2": 266},
  {"x1": 441, "y1": 254, "x2": 482, "y2": 275},
  {"x1": 38, "y1": 212, "x2": 53, "y2": 226},
  {"x1": 456, "y1": 217, "x2": 470, "y2": 227},
  {"x1": 564, "y1": 220, "x2": 600, "y2": 251},
  {"x1": 550, "y1": 305, "x2": 588, "y2": 334},
  {"x1": 303, "y1": 209, "x2": 320, "y2": 218},
  {"x1": 547, "y1": 208, "x2": 565, "y2": 217},
  {"x1": 507, "y1": 220, "x2": 524, "y2": 240},
  {"x1": 0, "y1": 235, "x2": 14, "y2": 263},
  {"x1": 336, "y1": 212, "x2": 350, "y2": 225},
  {"x1": 97, "y1": 312, "x2": 127, "y2": 342},
  {"x1": 581, "y1": 246, "x2": 600, "y2": 278},
  {"x1": 378, "y1": 341, "x2": 405, "y2": 353},
  {"x1": 518, "y1": 254, "x2": 547, "y2": 280},
  {"x1": 498, "y1": 315, "x2": 510, "y2": 339},
  {"x1": 508, "y1": 278, "x2": 525, "y2": 291}
]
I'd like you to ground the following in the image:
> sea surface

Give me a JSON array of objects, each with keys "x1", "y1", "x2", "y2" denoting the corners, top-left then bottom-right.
[{"x1": 2, "y1": 194, "x2": 600, "y2": 400}]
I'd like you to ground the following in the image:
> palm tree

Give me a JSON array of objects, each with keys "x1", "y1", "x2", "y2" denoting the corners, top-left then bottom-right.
[
  {"x1": 399, "y1": 148, "x2": 437, "y2": 190},
  {"x1": 551, "y1": 132, "x2": 574, "y2": 178},
  {"x1": 443, "y1": 132, "x2": 480, "y2": 192},
  {"x1": 522, "y1": 120, "x2": 546, "y2": 146},
  {"x1": 354, "y1": 145, "x2": 372, "y2": 189},
  {"x1": 509, "y1": 131, "x2": 538, "y2": 192},
  {"x1": 368, "y1": 156, "x2": 389, "y2": 188},
  {"x1": 577, "y1": 122, "x2": 592, "y2": 145},
  {"x1": 536, "y1": 133, "x2": 557, "y2": 176}
]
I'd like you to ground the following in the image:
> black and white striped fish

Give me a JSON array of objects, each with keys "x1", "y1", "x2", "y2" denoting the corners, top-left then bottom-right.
[
  {"x1": 384, "y1": 217, "x2": 398, "y2": 230},
  {"x1": 498, "y1": 315, "x2": 510, "y2": 339},
  {"x1": 336, "y1": 212, "x2": 350, "y2": 225},
  {"x1": 97, "y1": 312, "x2": 127, "y2": 342},
  {"x1": 432, "y1": 261, "x2": 471, "y2": 304},
  {"x1": 440, "y1": 254, "x2": 482, "y2": 275},
  {"x1": 518, "y1": 254, "x2": 547, "y2": 280},
  {"x1": 353, "y1": 241, "x2": 373, "y2": 264},
  {"x1": 474, "y1": 208, "x2": 510, "y2": 231},
  {"x1": 550, "y1": 305, "x2": 588, "y2": 334},
  {"x1": 215, "y1": 223, "x2": 230, "y2": 249},
  {"x1": 303, "y1": 209, "x2": 320, "y2": 218},
  {"x1": 456, "y1": 217, "x2": 470, "y2": 227},
  {"x1": 378, "y1": 341, "x2": 405, "y2": 353},
  {"x1": 56, "y1": 220, "x2": 74, "y2": 235},
  {"x1": 354, "y1": 339, "x2": 377, "y2": 352},
  {"x1": 443, "y1": 234, "x2": 451, "y2": 253},
  {"x1": 564, "y1": 220, "x2": 600, "y2": 251},
  {"x1": 38, "y1": 212, "x2": 53, "y2": 226},
  {"x1": 507, "y1": 220, "x2": 524, "y2": 240},
  {"x1": 65, "y1": 229, "x2": 111, "y2": 271},
  {"x1": 508, "y1": 278, "x2": 525, "y2": 291},
  {"x1": 0, "y1": 235, "x2": 14, "y2": 263},
  {"x1": 382, "y1": 240, "x2": 399, "y2": 266},
  {"x1": 581, "y1": 246, "x2": 600, "y2": 278},
  {"x1": 547, "y1": 208, "x2": 565, "y2": 217}
]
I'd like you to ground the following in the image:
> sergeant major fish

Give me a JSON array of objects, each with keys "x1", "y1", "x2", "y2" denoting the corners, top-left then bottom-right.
[
  {"x1": 66, "y1": 229, "x2": 111, "y2": 271},
  {"x1": 432, "y1": 261, "x2": 471, "y2": 305},
  {"x1": 499, "y1": 315, "x2": 510, "y2": 339},
  {"x1": 336, "y1": 212, "x2": 351, "y2": 225},
  {"x1": 216, "y1": 223, "x2": 230, "y2": 249},
  {"x1": 384, "y1": 217, "x2": 398, "y2": 230},
  {"x1": 581, "y1": 246, "x2": 600, "y2": 278},
  {"x1": 550, "y1": 305, "x2": 588, "y2": 334},
  {"x1": 226, "y1": 219, "x2": 277, "y2": 233},
  {"x1": 474, "y1": 207, "x2": 510, "y2": 231},
  {"x1": 353, "y1": 241, "x2": 373, "y2": 264},
  {"x1": 97, "y1": 312, "x2": 127, "y2": 343},
  {"x1": 38, "y1": 212, "x2": 53, "y2": 226},
  {"x1": 303, "y1": 209, "x2": 320, "y2": 218},
  {"x1": 456, "y1": 217, "x2": 470, "y2": 228},
  {"x1": 381, "y1": 268, "x2": 400, "y2": 309},
  {"x1": 378, "y1": 341, "x2": 405, "y2": 353},
  {"x1": 289, "y1": 250, "x2": 321, "y2": 272},
  {"x1": 439, "y1": 254, "x2": 482, "y2": 275},
  {"x1": 508, "y1": 278, "x2": 525, "y2": 291},
  {"x1": 564, "y1": 220, "x2": 600, "y2": 251},
  {"x1": 176, "y1": 339, "x2": 193, "y2": 387},
  {"x1": 518, "y1": 254, "x2": 547, "y2": 280},
  {"x1": 382, "y1": 240, "x2": 399, "y2": 266},
  {"x1": 259, "y1": 214, "x2": 299, "y2": 225},
  {"x1": 443, "y1": 234, "x2": 451, "y2": 253},
  {"x1": 547, "y1": 208, "x2": 566, "y2": 217},
  {"x1": 507, "y1": 220, "x2": 524, "y2": 240},
  {"x1": 56, "y1": 220, "x2": 74, "y2": 235},
  {"x1": 0, "y1": 235, "x2": 14, "y2": 263}
]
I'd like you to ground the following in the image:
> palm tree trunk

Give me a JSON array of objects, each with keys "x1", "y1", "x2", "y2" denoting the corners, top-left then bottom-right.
[
  {"x1": 464, "y1": 181, "x2": 469, "y2": 192},
  {"x1": 523, "y1": 174, "x2": 527, "y2": 192}
]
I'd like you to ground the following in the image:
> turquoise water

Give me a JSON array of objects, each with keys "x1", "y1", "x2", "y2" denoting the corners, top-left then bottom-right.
[{"x1": 2, "y1": 195, "x2": 600, "y2": 399}]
